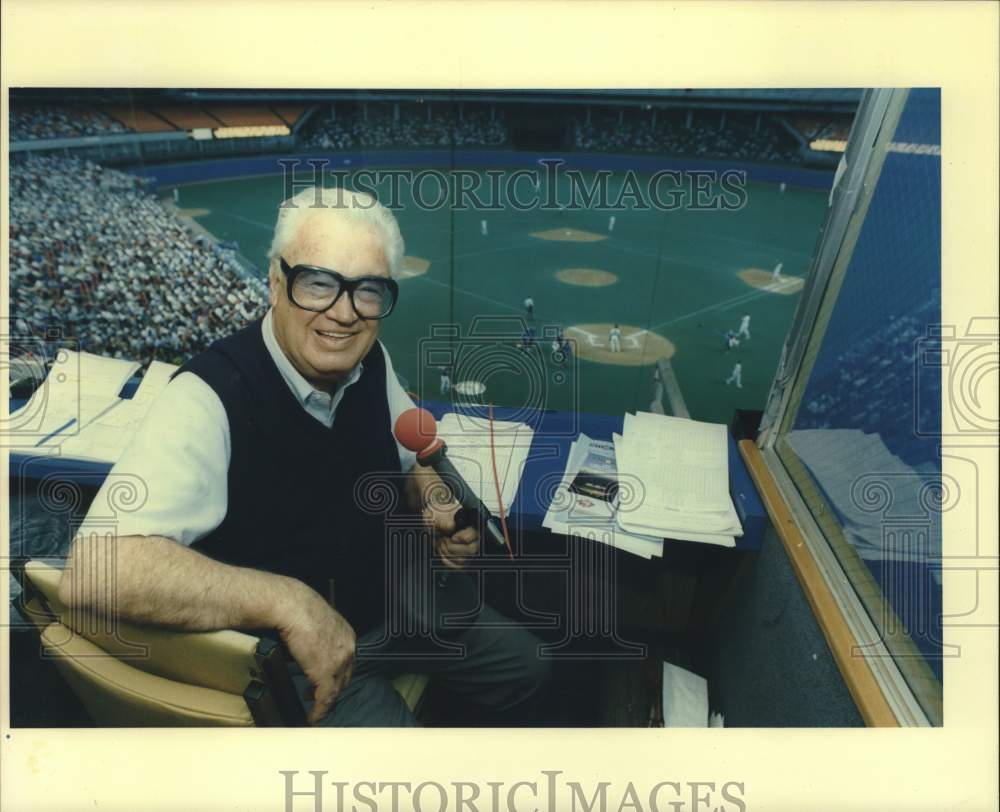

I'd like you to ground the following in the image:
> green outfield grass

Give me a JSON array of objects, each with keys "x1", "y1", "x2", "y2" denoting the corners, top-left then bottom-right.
[{"x1": 166, "y1": 165, "x2": 828, "y2": 424}]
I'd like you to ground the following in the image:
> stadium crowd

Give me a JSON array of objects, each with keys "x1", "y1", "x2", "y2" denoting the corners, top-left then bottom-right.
[
  {"x1": 792, "y1": 116, "x2": 853, "y2": 143},
  {"x1": 8, "y1": 156, "x2": 269, "y2": 366},
  {"x1": 302, "y1": 104, "x2": 508, "y2": 150},
  {"x1": 797, "y1": 298, "x2": 939, "y2": 466},
  {"x1": 11, "y1": 99, "x2": 816, "y2": 166},
  {"x1": 9, "y1": 105, "x2": 131, "y2": 141},
  {"x1": 575, "y1": 113, "x2": 801, "y2": 163}
]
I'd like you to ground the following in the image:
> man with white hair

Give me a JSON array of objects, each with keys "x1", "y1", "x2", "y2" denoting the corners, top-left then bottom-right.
[{"x1": 62, "y1": 186, "x2": 549, "y2": 727}]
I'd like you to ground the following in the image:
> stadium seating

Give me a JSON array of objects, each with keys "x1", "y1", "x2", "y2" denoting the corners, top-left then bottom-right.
[
  {"x1": 574, "y1": 111, "x2": 801, "y2": 163},
  {"x1": 300, "y1": 103, "x2": 508, "y2": 150},
  {"x1": 102, "y1": 107, "x2": 178, "y2": 133},
  {"x1": 153, "y1": 106, "x2": 224, "y2": 130},
  {"x1": 204, "y1": 105, "x2": 287, "y2": 127},
  {"x1": 8, "y1": 156, "x2": 269, "y2": 365},
  {"x1": 271, "y1": 104, "x2": 307, "y2": 126},
  {"x1": 9, "y1": 105, "x2": 131, "y2": 140},
  {"x1": 792, "y1": 116, "x2": 853, "y2": 142}
]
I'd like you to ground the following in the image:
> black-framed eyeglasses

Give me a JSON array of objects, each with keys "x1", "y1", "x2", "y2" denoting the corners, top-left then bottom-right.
[{"x1": 280, "y1": 257, "x2": 399, "y2": 319}]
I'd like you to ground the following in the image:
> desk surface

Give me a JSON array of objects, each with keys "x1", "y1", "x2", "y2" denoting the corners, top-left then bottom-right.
[
  {"x1": 9, "y1": 398, "x2": 767, "y2": 551},
  {"x1": 422, "y1": 401, "x2": 765, "y2": 550}
]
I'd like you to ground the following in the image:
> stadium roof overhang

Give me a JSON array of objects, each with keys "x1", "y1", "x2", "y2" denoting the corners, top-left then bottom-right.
[
  {"x1": 171, "y1": 87, "x2": 863, "y2": 113},
  {"x1": 9, "y1": 87, "x2": 862, "y2": 115}
]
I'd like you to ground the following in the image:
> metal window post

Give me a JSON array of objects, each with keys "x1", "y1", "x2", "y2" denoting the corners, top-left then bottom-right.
[{"x1": 758, "y1": 88, "x2": 909, "y2": 449}]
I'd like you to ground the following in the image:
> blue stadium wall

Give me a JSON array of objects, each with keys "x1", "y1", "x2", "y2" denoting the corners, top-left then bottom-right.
[{"x1": 132, "y1": 150, "x2": 837, "y2": 190}]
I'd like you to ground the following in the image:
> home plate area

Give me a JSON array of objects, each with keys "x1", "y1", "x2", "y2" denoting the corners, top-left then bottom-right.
[{"x1": 566, "y1": 324, "x2": 675, "y2": 366}]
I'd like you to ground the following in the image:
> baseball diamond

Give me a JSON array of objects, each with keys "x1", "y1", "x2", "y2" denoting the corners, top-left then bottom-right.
[{"x1": 160, "y1": 165, "x2": 823, "y2": 424}]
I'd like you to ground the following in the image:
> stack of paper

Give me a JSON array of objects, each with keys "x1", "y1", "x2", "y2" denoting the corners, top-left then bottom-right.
[
  {"x1": 660, "y1": 662, "x2": 725, "y2": 728},
  {"x1": 9, "y1": 350, "x2": 141, "y2": 454},
  {"x1": 615, "y1": 412, "x2": 742, "y2": 547},
  {"x1": 661, "y1": 662, "x2": 709, "y2": 727},
  {"x1": 543, "y1": 434, "x2": 663, "y2": 559},
  {"x1": 436, "y1": 412, "x2": 533, "y2": 517},
  {"x1": 58, "y1": 361, "x2": 179, "y2": 463}
]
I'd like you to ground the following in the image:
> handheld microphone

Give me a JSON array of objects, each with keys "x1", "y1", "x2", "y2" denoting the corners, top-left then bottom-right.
[{"x1": 394, "y1": 408, "x2": 508, "y2": 552}]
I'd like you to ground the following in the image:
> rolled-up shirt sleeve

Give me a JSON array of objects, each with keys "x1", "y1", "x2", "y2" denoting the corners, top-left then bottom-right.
[{"x1": 76, "y1": 372, "x2": 231, "y2": 547}]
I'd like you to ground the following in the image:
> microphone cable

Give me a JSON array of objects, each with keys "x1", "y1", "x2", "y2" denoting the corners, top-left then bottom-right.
[{"x1": 486, "y1": 402, "x2": 514, "y2": 559}]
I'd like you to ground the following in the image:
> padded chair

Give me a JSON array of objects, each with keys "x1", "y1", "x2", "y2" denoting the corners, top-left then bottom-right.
[{"x1": 16, "y1": 560, "x2": 428, "y2": 726}]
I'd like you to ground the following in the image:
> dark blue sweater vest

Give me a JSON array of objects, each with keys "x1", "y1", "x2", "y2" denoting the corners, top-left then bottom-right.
[{"x1": 177, "y1": 319, "x2": 403, "y2": 634}]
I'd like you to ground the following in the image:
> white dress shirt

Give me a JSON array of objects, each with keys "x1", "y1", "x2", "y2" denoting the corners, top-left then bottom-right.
[{"x1": 79, "y1": 309, "x2": 417, "y2": 546}]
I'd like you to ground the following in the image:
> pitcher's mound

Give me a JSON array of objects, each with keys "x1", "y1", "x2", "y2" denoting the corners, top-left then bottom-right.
[
  {"x1": 531, "y1": 228, "x2": 608, "y2": 243},
  {"x1": 398, "y1": 256, "x2": 431, "y2": 279},
  {"x1": 738, "y1": 268, "x2": 804, "y2": 295},
  {"x1": 566, "y1": 323, "x2": 675, "y2": 366},
  {"x1": 556, "y1": 268, "x2": 618, "y2": 287}
]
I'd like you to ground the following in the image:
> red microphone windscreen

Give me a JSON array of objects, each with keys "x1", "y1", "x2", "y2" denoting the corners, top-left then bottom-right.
[{"x1": 394, "y1": 407, "x2": 439, "y2": 452}]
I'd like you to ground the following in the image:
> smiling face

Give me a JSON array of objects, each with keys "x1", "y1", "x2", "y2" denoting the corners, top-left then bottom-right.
[{"x1": 269, "y1": 212, "x2": 389, "y2": 390}]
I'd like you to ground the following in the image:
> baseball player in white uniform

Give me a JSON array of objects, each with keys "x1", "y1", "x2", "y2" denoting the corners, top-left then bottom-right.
[
  {"x1": 737, "y1": 312, "x2": 751, "y2": 340},
  {"x1": 608, "y1": 324, "x2": 622, "y2": 353},
  {"x1": 726, "y1": 361, "x2": 743, "y2": 388}
]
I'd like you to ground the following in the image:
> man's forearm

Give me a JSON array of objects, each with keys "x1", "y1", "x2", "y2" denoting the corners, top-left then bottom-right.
[{"x1": 58, "y1": 534, "x2": 309, "y2": 634}]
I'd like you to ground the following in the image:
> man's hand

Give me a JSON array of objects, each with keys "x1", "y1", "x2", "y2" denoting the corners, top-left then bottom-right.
[
  {"x1": 407, "y1": 464, "x2": 481, "y2": 569},
  {"x1": 275, "y1": 582, "x2": 357, "y2": 725},
  {"x1": 422, "y1": 496, "x2": 480, "y2": 570}
]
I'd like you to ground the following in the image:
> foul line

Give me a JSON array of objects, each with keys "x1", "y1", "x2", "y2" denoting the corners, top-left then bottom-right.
[
  {"x1": 675, "y1": 227, "x2": 813, "y2": 259},
  {"x1": 216, "y1": 211, "x2": 275, "y2": 231},
  {"x1": 648, "y1": 285, "x2": 782, "y2": 331},
  {"x1": 410, "y1": 273, "x2": 524, "y2": 315},
  {"x1": 450, "y1": 235, "x2": 554, "y2": 262}
]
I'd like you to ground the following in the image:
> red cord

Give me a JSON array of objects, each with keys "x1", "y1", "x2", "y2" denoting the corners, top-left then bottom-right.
[{"x1": 487, "y1": 403, "x2": 514, "y2": 559}]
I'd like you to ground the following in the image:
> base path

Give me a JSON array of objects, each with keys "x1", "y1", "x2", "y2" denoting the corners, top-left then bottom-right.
[{"x1": 566, "y1": 323, "x2": 674, "y2": 366}]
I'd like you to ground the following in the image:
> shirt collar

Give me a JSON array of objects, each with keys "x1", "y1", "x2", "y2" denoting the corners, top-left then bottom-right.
[{"x1": 261, "y1": 309, "x2": 363, "y2": 409}]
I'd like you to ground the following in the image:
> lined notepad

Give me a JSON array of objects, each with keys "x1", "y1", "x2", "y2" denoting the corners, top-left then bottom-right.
[
  {"x1": 613, "y1": 412, "x2": 742, "y2": 547},
  {"x1": 435, "y1": 412, "x2": 533, "y2": 517}
]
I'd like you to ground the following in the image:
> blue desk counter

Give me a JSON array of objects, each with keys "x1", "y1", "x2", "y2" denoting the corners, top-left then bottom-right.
[
  {"x1": 421, "y1": 401, "x2": 766, "y2": 550},
  {"x1": 10, "y1": 398, "x2": 767, "y2": 551}
]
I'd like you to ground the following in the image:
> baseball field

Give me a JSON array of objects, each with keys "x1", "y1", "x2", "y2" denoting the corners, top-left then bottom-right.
[{"x1": 165, "y1": 163, "x2": 827, "y2": 424}]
